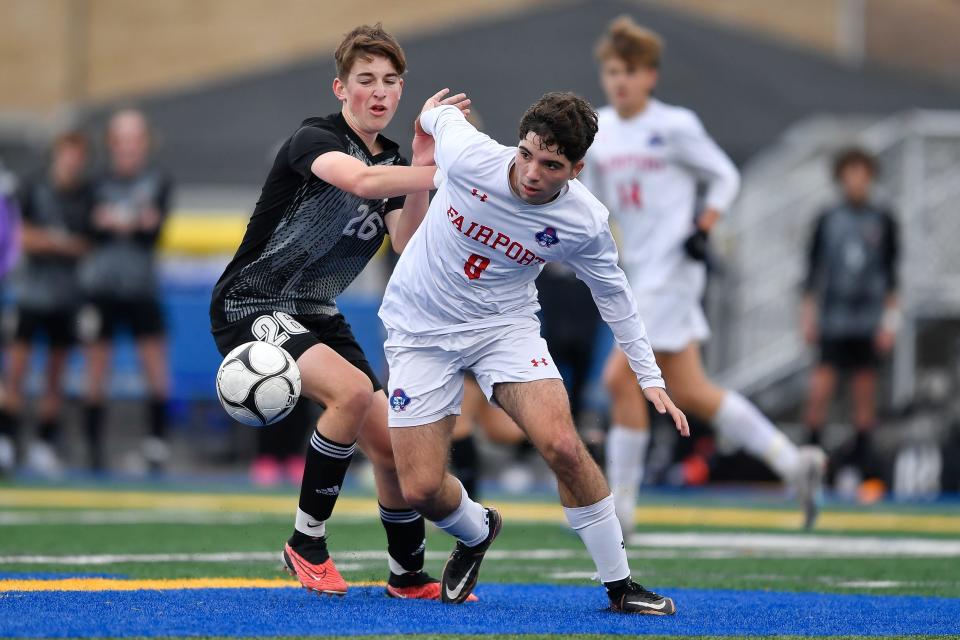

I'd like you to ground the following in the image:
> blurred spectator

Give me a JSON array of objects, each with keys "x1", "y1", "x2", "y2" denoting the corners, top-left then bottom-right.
[
  {"x1": 80, "y1": 109, "x2": 173, "y2": 473},
  {"x1": 0, "y1": 132, "x2": 92, "y2": 478},
  {"x1": 802, "y1": 148, "x2": 899, "y2": 481},
  {"x1": 537, "y1": 263, "x2": 601, "y2": 427},
  {"x1": 450, "y1": 374, "x2": 528, "y2": 498},
  {"x1": 249, "y1": 398, "x2": 314, "y2": 487},
  {"x1": 0, "y1": 159, "x2": 23, "y2": 476}
]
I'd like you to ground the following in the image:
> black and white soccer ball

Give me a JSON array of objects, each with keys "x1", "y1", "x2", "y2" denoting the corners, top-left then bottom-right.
[{"x1": 216, "y1": 341, "x2": 301, "y2": 427}]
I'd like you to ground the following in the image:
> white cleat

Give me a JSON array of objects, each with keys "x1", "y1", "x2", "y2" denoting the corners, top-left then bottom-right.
[
  {"x1": 797, "y1": 445, "x2": 827, "y2": 530},
  {"x1": 26, "y1": 440, "x2": 64, "y2": 480}
]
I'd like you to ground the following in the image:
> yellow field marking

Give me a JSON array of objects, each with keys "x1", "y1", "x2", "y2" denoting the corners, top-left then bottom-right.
[
  {"x1": 1, "y1": 488, "x2": 958, "y2": 534},
  {"x1": 0, "y1": 578, "x2": 387, "y2": 592}
]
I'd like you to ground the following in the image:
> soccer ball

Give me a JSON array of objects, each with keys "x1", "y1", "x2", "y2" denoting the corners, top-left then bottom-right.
[{"x1": 216, "y1": 341, "x2": 301, "y2": 427}]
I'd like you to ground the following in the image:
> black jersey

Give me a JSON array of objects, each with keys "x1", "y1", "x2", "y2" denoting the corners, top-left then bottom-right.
[
  {"x1": 82, "y1": 168, "x2": 172, "y2": 301},
  {"x1": 211, "y1": 113, "x2": 407, "y2": 325},
  {"x1": 804, "y1": 201, "x2": 898, "y2": 339},
  {"x1": 16, "y1": 174, "x2": 94, "y2": 311}
]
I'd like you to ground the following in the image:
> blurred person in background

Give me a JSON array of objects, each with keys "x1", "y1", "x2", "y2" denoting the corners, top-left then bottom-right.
[
  {"x1": 249, "y1": 399, "x2": 314, "y2": 487},
  {"x1": 802, "y1": 148, "x2": 899, "y2": 485},
  {"x1": 582, "y1": 16, "x2": 826, "y2": 534},
  {"x1": 81, "y1": 109, "x2": 173, "y2": 473},
  {"x1": 0, "y1": 132, "x2": 92, "y2": 479},
  {"x1": 449, "y1": 374, "x2": 529, "y2": 498},
  {"x1": 0, "y1": 159, "x2": 23, "y2": 476},
  {"x1": 537, "y1": 263, "x2": 602, "y2": 433}
]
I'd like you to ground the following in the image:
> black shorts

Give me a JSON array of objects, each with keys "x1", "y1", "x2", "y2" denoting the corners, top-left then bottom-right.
[
  {"x1": 11, "y1": 308, "x2": 77, "y2": 347},
  {"x1": 819, "y1": 337, "x2": 879, "y2": 370},
  {"x1": 85, "y1": 298, "x2": 166, "y2": 341},
  {"x1": 211, "y1": 311, "x2": 381, "y2": 391}
]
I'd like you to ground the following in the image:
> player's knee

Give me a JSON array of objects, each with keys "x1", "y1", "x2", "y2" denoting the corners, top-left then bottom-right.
[
  {"x1": 399, "y1": 476, "x2": 443, "y2": 511},
  {"x1": 540, "y1": 433, "x2": 584, "y2": 471},
  {"x1": 603, "y1": 364, "x2": 633, "y2": 398}
]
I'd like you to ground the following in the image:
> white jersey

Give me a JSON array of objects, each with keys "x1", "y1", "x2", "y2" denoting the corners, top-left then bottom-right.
[
  {"x1": 379, "y1": 105, "x2": 663, "y2": 389},
  {"x1": 581, "y1": 100, "x2": 739, "y2": 295}
]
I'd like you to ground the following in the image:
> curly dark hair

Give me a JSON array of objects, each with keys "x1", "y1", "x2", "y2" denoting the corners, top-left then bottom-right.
[
  {"x1": 517, "y1": 92, "x2": 599, "y2": 163},
  {"x1": 833, "y1": 147, "x2": 878, "y2": 181}
]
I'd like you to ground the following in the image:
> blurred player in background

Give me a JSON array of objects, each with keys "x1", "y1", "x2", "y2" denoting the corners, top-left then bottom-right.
[
  {"x1": 802, "y1": 148, "x2": 899, "y2": 482},
  {"x1": 210, "y1": 24, "x2": 471, "y2": 599},
  {"x1": 0, "y1": 132, "x2": 92, "y2": 478},
  {"x1": 583, "y1": 16, "x2": 826, "y2": 533},
  {"x1": 380, "y1": 92, "x2": 688, "y2": 614},
  {"x1": 81, "y1": 109, "x2": 172, "y2": 473}
]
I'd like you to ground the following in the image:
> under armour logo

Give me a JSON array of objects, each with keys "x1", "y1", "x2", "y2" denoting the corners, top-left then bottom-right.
[
  {"x1": 531, "y1": 358, "x2": 549, "y2": 367},
  {"x1": 471, "y1": 188, "x2": 488, "y2": 202}
]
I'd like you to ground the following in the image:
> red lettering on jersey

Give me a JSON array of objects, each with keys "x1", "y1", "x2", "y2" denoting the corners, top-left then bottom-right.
[
  {"x1": 464, "y1": 221, "x2": 478, "y2": 237},
  {"x1": 447, "y1": 205, "x2": 459, "y2": 218},
  {"x1": 491, "y1": 232, "x2": 510, "y2": 251},
  {"x1": 451, "y1": 215, "x2": 464, "y2": 232},
  {"x1": 474, "y1": 225, "x2": 494, "y2": 245},
  {"x1": 517, "y1": 249, "x2": 536, "y2": 266},
  {"x1": 617, "y1": 181, "x2": 643, "y2": 210},
  {"x1": 505, "y1": 241, "x2": 523, "y2": 260}
]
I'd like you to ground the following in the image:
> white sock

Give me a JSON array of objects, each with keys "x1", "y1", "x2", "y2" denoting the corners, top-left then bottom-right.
[
  {"x1": 712, "y1": 391, "x2": 801, "y2": 481},
  {"x1": 563, "y1": 494, "x2": 630, "y2": 584},
  {"x1": 605, "y1": 425, "x2": 650, "y2": 536},
  {"x1": 433, "y1": 481, "x2": 489, "y2": 547}
]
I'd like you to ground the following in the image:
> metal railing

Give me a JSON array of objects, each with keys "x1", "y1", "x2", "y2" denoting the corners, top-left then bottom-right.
[{"x1": 709, "y1": 110, "x2": 960, "y2": 406}]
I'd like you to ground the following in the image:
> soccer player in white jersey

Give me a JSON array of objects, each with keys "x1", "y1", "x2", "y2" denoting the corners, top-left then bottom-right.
[
  {"x1": 581, "y1": 16, "x2": 826, "y2": 534},
  {"x1": 379, "y1": 92, "x2": 689, "y2": 614}
]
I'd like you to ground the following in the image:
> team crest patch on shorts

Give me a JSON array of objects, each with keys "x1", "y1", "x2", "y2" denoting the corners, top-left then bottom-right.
[
  {"x1": 390, "y1": 389, "x2": 411, "y2": 412},
  {"x1": 535, "y1": 226, "x2": 559, "y2": 247}
]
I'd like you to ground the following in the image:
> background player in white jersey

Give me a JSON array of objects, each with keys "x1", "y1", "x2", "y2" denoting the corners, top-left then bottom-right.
[
  {"x1": 211, "y1": 25, "x2": 471, "y2": 600},
  {"x1": 380, "y1": 92, "x2": 689, "y2": 614},
  {"x1": 582, "y1": 16, "x2": 826, "y2": 533}
]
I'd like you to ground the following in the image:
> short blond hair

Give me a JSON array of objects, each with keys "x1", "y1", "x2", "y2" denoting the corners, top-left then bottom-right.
[{"x1": 595, "y1": 15, "x2": 663, "y2": 69}]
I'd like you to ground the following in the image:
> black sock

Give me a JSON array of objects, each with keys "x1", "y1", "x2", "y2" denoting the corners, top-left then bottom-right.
[
  {"x1": 84, "y1": 403, "x2": 104, "y2": 471},
  {"x1": 379, "y1": 503, "x2": 426, "y2": 575},
  {"x1": 513, "y1": 439, "x2": 535, "y2": 461},
  {"x1": 807, "y1": 427, "x2": 822, "y2": 447},
  {"x1": 853, "y1": 428, "x2": 873, "y2": 475},
  {"x1": 298, "y1": 430, "x2": 356, "y2": 528},
  {"x1": 149, "y1": 397, "x2": 167, "y2": 439},
  {"x1": 38, "y1": 418, "x2": 59, "y2": 443},
  {"x1": 450, "y1": 433, "x2": 479, "y2": 498},
  {"x1": 0, "y1": 409, "x2": 21, "y2": 439}
]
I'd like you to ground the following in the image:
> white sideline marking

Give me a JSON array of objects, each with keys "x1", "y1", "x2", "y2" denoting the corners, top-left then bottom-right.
[
  {"x1": 833, "y1": 580, "x2": 907, "y2": 588},
  {"x1": 548, "y1": 571, "x2": 598, "y2": 580},
  {"x1": 628, "y1": 532, "x2": 960, "y2": 557},
  {"x1": 0, "y1": 511, "x2": 282, "y2": 526},
  {"x1": 0, "y1": 549, "x2": 579, "y2": 566}
]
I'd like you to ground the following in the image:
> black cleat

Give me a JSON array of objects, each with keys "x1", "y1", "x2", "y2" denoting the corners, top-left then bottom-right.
[
  {"x1": 608, "y1": 580, "x2": 676, "y2": 615},
  {"x1": 440, "y1": 507, "x2": 502, "y2": 604}
]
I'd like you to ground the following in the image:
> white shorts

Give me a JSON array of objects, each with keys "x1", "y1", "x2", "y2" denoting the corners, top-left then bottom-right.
[
  {"x1": 384, "y1": 320, "x2": 562, "y2": 427},
  {"x1": 633, "y1": 287, "x2": 710, "y2": 353}
]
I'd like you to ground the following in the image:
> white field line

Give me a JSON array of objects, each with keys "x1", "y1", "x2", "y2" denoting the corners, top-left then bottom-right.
[
  {"x1": 629, "y1": 532, "x2": 960, "y2": 557},
  {"x1": 0, "y1": 511, "x2": 287, "y2": 526},
  {"x1": 0, "y1": 549, "x2": 581, "y2": 566}
]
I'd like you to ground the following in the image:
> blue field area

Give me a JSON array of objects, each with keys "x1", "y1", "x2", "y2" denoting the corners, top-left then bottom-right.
[{"x1": 3, "y1": 584, "x2": 959, "y2": 637}]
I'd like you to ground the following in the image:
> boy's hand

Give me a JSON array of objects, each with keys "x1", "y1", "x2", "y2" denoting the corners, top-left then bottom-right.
[
  {"x1": 643, "y1": 387, "x2": 690, "y2": 437},
  {"x1": 413, "y1": 89, "x2": 472, "y2": 165}
]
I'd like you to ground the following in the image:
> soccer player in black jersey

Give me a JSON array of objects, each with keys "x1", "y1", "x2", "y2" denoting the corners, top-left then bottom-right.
[{"x1": 210, "y1": 24, "x2": 470, "y2": 599}]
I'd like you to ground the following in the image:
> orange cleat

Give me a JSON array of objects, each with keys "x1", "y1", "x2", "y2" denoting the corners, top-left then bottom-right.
[
  {"x1": 386, "y1": 571, "x2": 478, "y2": 602},
  {"x1": 282, "y1": 542, "x2": 348, "y2": 596}
]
